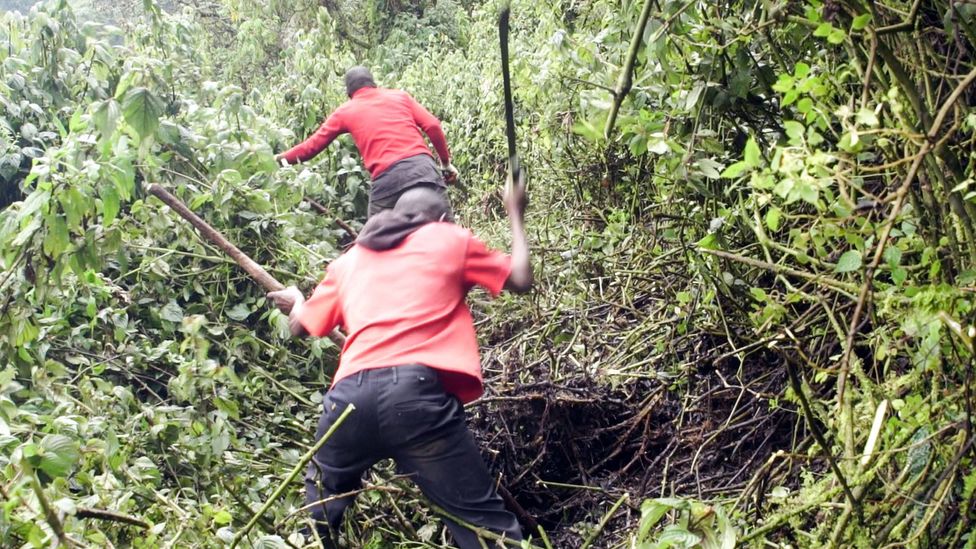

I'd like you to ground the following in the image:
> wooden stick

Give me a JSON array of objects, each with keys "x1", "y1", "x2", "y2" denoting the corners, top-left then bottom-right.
[
  {"x1": 146, "y1": 184, "x2": 346, "y2": 347},
  {"x1": 303, "y1": 197, "x2": 358, "y2": 239},
  {"x1": 76, "y1": 507, "x2": 150, "y2": 529}
]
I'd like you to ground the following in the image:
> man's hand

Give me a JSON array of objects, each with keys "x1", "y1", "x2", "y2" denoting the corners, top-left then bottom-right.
[
  {"x1": 267, "y1": 286, "x2": 305, "y2": 315},
  {"x1": 503, "y1": 169, "x2": 527, "y2": 217},
  {"x1": 442, "y1": 162, "x2": 460, "y2": 185},
  {"x1": 275, "y1": 153, "x2": 289, "y2": 167},
  {"x1": 503, "y1": 169, "x2": 532, "y2": 293}
]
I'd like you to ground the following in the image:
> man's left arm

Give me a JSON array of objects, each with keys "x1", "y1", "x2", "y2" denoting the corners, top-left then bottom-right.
[{"x1": 406, "y1": 94, "x2": 451, "y2": 168}]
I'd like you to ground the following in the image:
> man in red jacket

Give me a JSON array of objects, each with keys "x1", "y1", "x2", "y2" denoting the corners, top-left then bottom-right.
[
  {"x1": 277, "y1": 66, "x2": 459, "y2": 218},
  {"x1": 268, "y1": 175, "x2": 530, "y2": 548}
]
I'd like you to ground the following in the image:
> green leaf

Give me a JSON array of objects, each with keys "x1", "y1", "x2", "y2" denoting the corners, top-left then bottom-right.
[
  {"x1": 813, "y1": 23, "x2": 833, "y2": 38},
  {"x1": 655, "y1": 526, "x2": 701, "y2": 548},
  {"x1": 225, "y1": 303, "x2": 252, "y2": 321},
  {"x1": 771, "y1": 74, "x2": 793, "y2": 93},
  {"x1": 856, "y1": 108, "x2": 879, "y2": 127},
  {"x1": 213, "y1": 510, "x2": 233, "y2": 525},
  {"x1": 697, "y1": 233, "x2": 719, "y2": 250},
  {"x1": 42, "y1": 215, "x2": 70, "y2": 257},
  {"x1": 122, "y1": 87, "x2": 165, "y2": 140},
  {"x1": 884, "y1": 246, "x2": 902, "y2": 267},
  {"x1": 891, "y1": 267, "x2": 907, "y2": 286},
  {"x1": 93, "y1": 99, "x2": 122, "y2": 140},
  {"x1": 695, "y1": 158, "x2": 723, "y2": 180},
  {"x1": 101, "y1": 185, "x2": 120, "y2": 224},
  {"x1": 750, "y1": 287, "x2": 767, "y2": 302},
  {"x1": 638, "y1": 499, "x2": 676, "y2": 541},
  {"x1": 783, "y1": 121, "x2": 804, "y2": 142},
  {"x1": 720, "y1": 161, "x2": 748, "y2": 179},
  {"x1": 160, "y1": 301, "x2": 184, "y2": 323},
  {"x1": 835, "y1": 250, "x2": 862, "y2": 273},
  {"x1": 765, "y1": 207, "x2": 782, "y2": 231},
  {"x1": 851, "y1": 13, "x2": 871, "y2": 31},
  {"x1": 744, "y1": 137, "x2": 760, "y2": 167},
  {"x1": 38, "y1": 435, "x2": 80, "y2": 478}
]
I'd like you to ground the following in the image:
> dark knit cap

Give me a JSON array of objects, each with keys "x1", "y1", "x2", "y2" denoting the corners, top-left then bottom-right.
[{"x1": 344, "y1": 66, "x2": 376, "y2": 97}]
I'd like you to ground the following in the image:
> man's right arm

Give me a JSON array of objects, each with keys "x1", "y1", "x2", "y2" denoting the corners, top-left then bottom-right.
[
  {"x1": 276, "y1": 110, "x2": 347, "y2": 165},
  {"x1": 268, "y1": 269, "x2": 343, "y2": 338},
  {"x1": 267, "y1": 286, "x2": 310, "y2": 337},
  {"x1": 503, "y1": 171, "x2": 532, "y2": 293}
]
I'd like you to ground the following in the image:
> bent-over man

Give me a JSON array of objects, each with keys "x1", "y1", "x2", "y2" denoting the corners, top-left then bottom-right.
[
  {"x1": 268, "y1": 176, "x2": 531, "y2": 548},
  {"x1": 277, "y1": 66, "x2": 459, "y2": 218}
]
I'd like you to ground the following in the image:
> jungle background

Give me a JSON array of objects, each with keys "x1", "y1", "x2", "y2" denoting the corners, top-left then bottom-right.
[{"x1": 2, "y1": 0, "x2": 976, "y2": 547}]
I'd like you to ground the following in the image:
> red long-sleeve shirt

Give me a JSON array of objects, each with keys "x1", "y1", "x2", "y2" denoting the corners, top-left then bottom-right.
[
  {"x1": 298, "y1": 223, "x2": 512, "y2": 404},
  {"x1": 279, "y1": 87, "x2": 451, "y2": 178}
]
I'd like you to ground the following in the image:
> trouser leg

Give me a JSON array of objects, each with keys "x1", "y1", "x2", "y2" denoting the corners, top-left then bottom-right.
[
  {"x1": 367, "y1": 191, "x2": 398, "y2": 219},
  {"x1": 305, "y1": 379, "x2": 378, "y2": 547},
  {"x1": 383, "y1": 368, "x2": 522, "y2": 548}
]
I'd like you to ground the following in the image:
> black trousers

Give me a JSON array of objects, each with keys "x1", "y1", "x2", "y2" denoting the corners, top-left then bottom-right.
[{"x1": 305, "y1": 364, "x2": 522, "y2": 548}]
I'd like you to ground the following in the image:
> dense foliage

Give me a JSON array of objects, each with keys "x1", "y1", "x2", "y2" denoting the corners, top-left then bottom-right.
[{"x1": 2, "y1": 0, "x2": 975, "y2": 547}]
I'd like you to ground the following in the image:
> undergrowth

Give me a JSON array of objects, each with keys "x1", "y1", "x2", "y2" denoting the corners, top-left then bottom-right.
[{"x1": 1, "y1": 0, "x2": 975, "y2": 547}]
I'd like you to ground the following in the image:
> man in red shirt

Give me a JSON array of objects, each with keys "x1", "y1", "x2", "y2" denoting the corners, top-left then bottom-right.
[
  {"x1": 268, "y1": 176, "x2": 531, "y2": 548},
  {"x1": 276, "y1": 66, "x2": 459, "y2": 218}
]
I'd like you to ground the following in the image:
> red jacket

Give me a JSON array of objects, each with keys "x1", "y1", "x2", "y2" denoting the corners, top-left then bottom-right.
[{"x1": 280, "y1": 87, "x2": 451, "y2": 178}]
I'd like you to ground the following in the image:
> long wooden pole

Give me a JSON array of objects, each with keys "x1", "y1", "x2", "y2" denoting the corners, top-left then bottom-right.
[{"x1": 147, "y1": 184, "x2": 346, "y2": 347}]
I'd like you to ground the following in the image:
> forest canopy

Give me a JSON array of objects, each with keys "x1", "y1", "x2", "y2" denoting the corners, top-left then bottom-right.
[{"x1": 1, "y1": 0, "x2": 975, "y2": 547}]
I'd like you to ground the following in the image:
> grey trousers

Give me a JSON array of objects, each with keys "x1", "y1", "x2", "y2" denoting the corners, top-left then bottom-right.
[
  {"x1": 305, "y1": 364, "x2": 522, "y2": 548},
  {"x1": 367, "y1": 182, "x2": 448, "y2": 218}
]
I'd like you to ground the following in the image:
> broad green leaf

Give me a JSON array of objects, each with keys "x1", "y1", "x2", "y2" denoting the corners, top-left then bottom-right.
[
  {"x1": 721, "y1": 161, "x2": 748, "y2": 179},
  {"x1": 42, "y1": 215, "x2": 69, "y2": 257},
  {"x1": 122, "y1": 87, "x2": 164, "y2": 140},
  {"x1": 225, "y1": 303, "x2": 251, "y2": 321},
  {"x1": 884, "y1": 246, "x2": 902, "y2": 267},
  {"x1": 100, "y1": 185, "x2": 120, "y2": 224},
  {"x1": 697, "y1": 233, "x2": 719, "y2": 250},
  {"x1": 654, "y1": 525, "x2": 701, "y2": 548},
  {"x1": 783, "y1": 121, "x2": 804, "y2": 142},
  {"x1": 38, "y1": 435, "x2": 80, "y2": 478},
  {"x1": 695, "y1": 158, "x2": 723, "y2": 180},
  {"x1": 771, "y1": 74, "x2": 793, "y2": 93},
  {"x1": 213, "y1": 510, "x2": 233, "y2": 525},
  {"x1": 12, "y1": 216, "x2": 42, "y2": 246},
  {"x1": 765, "y1": 207, "x2": 782, "y2": 231},
  {"x1": 93, "y1": 99, "x2": 122, "y2": 140},
  {"x1": 891, "y1": 267, "x2": 907, "y2": 286},
  {"x1": 813, "y1": 23, "x2": 833, "y2": 38},
  {"x1": 835, "y1": 250, "x2": 862, "y2": 273},
  {"x1": 638, "y1": 500, "x2": 674, "y2": 540},
  {"x1": 856, "y1": 108, "x2": 879, "y2": 127},
  {"x1": 160, "y1": 301, "x2": 184, "y2": 323},
  {"x1": 744, "y1": 137, "x2": 760, "y2": 167},
  {"x1": 852, "y1": 13, "x2": 871, "y2": 30}
]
